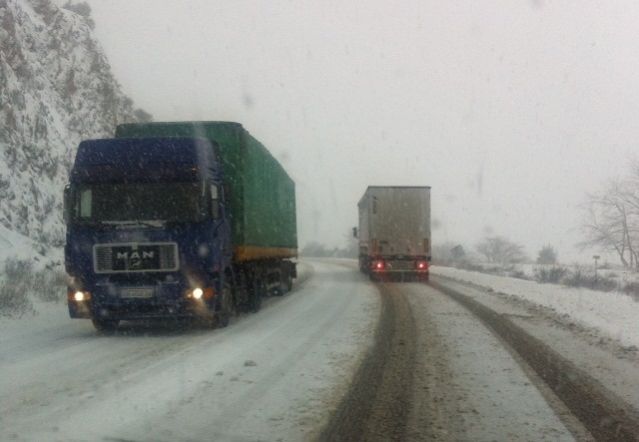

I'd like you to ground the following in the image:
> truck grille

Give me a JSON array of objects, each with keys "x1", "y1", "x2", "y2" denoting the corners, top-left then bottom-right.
[{"x1": 94, "y1": 243, "x2": 179, "y2": 273}]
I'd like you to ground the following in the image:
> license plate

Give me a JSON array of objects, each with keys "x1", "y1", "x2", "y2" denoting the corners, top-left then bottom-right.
[{"x1": 120, "y1": 287, "x2": 154, "y2": 299}]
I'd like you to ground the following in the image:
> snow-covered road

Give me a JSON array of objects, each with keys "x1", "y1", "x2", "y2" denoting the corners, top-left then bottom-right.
[
  {"x1": 0, "y1": 261, "x2": 379, "y2": 441},
  {"x1": 403, "y1": 283, "x2": 585, "y2": 441},
  {"x1": 5, "y1": 259, "x2": 636, "y2": 441},
  {"x1": 323, "y1": 278, "x2": 590, "y2": 441}
]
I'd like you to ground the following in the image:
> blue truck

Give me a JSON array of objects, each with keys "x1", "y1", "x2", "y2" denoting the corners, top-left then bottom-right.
[{"x1": 64, "y1": 122, "x2": 297, "y2": 331}]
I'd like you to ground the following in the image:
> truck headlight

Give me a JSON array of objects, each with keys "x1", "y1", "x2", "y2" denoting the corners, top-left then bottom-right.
[
  {"x1": 187, "y1": 287, "x2": 214, "y2": 300},
  {"x1": 70, "y1": 290, "x2": 90, "y2": 302}
]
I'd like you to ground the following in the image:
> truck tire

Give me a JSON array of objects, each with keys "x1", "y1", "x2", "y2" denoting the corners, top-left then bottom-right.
[
  {"x1": 233, "y1": 272, "x2": 251, "y2": 314},
  {"x1": 249, "y1": 278, "x2": 264, "y2": 312},
  {"x1": 216, "y1": 281, "x2": 234, "y2": 328},
  {"x1": 92, "y1": 318, "x2": 119, "y2": 333},
  {"x1": 285, "y1": 273, "x2": 293, "y2": 292},
  {"x1": 275, "y1": 270, "x2": 290, "y2": 296}
]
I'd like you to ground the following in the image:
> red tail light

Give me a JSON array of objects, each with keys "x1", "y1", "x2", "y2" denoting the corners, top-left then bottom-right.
[
  {"x1": 416, "y1": 261, "x2": 428, "y2": 270},
  {"x1": 372, "y1": 260, "x2": 385, "y2": 271}
]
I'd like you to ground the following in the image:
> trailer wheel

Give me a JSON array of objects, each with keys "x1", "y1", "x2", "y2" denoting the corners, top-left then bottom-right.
[
  {"x1": 249, "y1": 278, "x2": 264, "y2": 312},
  {"x1": 285, "y1": 273, "x2": 293, "y2": 292},
  {"x1": 92, "y1": 318, "x2": 119, "y2": 333},
  {"x1": 274, "y1": 270, "x2": 290, "y2": 296}
]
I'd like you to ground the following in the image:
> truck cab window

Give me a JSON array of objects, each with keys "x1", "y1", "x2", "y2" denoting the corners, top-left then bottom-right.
[
  {"x1": 79, "y1": 189, "x2": 92, "y2": 218},
  {"x1": 72, "y1": 183, "x2": 202, "y2": 223}
]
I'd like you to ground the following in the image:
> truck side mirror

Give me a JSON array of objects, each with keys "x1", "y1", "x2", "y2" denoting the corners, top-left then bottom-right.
[
  {"x1": 352, "y1": 227, "x2": 358, "y2": 238},
  {"x1": 63, "y1": 185, "x2": 71, "y2": 223},
  {"x1": 210, "y1": 184, "x2": 220, "y2": 219}
]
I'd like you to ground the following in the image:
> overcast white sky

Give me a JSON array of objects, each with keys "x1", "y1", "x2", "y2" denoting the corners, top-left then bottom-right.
[{"x1": 76, "y1": 0, "x2": 639, "y2": 263}]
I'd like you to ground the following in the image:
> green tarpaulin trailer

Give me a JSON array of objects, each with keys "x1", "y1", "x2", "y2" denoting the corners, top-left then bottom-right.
[{"x1": 115, "y1": 121, "x2": 297, "y2": 261}]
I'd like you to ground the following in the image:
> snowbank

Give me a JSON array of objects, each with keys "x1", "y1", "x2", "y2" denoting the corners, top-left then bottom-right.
[{"x1": 432, "y1": 265, "x2": 639, "y2": 348}]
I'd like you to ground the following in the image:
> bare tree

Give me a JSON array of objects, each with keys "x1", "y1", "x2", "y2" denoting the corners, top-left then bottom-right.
[
  {"x1": 432, "y1": 242, "x2": 467, "y2": 266},
  {"x1": 476, "y1": 236, "x2": 526, "y2": 264},
  {"x1": 536, "y1": 245, "x2": 558, "y2": 265},
  {"x1": 580, "y1": 175, "x2": 639, "y2": 270}
]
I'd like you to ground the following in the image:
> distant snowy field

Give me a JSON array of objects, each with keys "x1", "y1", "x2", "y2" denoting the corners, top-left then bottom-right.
[
  {"x1": 431, "y1": 266, "x2": 639, "y2": 349},
  {"x1": 512, "y1": 262, "x2": 638, "y2": 285}
]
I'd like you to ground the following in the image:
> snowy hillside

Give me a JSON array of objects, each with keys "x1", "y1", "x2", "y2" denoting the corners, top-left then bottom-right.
[{"x1": 0, "y1": 0, "x2": 147, "y2": 258}]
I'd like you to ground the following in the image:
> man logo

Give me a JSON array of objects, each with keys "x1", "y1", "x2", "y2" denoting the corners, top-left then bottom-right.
[{"x1": 116, "y1": 251, "x2": 155, "y2": 269}]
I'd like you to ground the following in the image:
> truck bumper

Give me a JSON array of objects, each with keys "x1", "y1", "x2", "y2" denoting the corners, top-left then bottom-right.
[
  {"x1": 366, "y1": 257, "x2": 430, "y2": 282},
  {"x1": 69, "y1": 299, "x2": 205, "y2": 320},
  {"x1": 68, "y1": 280, "x2": 217, "y2": 320},
  {"x1": 370, "y1": 271, "x2": 429, "y2": 282}
]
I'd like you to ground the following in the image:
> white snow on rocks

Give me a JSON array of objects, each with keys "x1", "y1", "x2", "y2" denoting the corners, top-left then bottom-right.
[{"x1": 0, "y1": 0, "x2": 142, "y2": 253}]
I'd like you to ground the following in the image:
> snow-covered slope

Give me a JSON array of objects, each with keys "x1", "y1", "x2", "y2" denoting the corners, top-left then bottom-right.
[
  {"x1": 0, "y1": 0, "x2": 147, "y2": 259},
  {"x1": 0, "y1": 222, "x2": 44, "y2": 263}
]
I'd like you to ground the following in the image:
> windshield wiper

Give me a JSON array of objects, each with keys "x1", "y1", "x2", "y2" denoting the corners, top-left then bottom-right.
[{"x1": 101, "y1": 220, "x2": 166, "y2": 228}]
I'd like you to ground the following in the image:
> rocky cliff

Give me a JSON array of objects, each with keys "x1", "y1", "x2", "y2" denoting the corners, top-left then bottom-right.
[{"x1": 0, "y1": 0, "x2": 148, "y2": 257}]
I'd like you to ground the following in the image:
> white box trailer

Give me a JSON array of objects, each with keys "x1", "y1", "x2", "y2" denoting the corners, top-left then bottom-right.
[{"x1": 356, "y1": 186, "x2": 431, "y2": 281}]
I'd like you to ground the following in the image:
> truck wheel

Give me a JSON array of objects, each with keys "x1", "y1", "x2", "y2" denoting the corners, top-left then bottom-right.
[
  {"x1": 249, "y1": 278, "x2": 264, "y2": 312},
  {"x1": 275, "y1": 271, "x2": 290, "y2": 296},
  {"x1": 233, "y1": 272, "x2": 250, "y2": 314},
  {"x1": 216, "y1": 282, "x2": 234, "y2": 328},
  {"x1": 92, "y1": 318, "x2": 119, "y2": 333},
  {"x1": 285, "y1": 273, "x2": 293, "y2": 292}
]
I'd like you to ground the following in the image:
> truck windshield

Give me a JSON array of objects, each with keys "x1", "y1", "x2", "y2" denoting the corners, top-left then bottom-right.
[{"x1": 72, "y1": 182, "x2": 201, "y2": 223}]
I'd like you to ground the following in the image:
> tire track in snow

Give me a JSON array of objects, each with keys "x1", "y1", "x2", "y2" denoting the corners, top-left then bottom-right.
[
  {"x1": 431, "y1": 279, "x2": 639, "y2": 442},
  {"x1": 319, "y1": 282, "x2": 417, "y2": 441}
]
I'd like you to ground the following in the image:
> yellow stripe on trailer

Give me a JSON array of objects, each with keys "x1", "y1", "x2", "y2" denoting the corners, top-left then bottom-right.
[{"x1": 234, "y1": 246, "x2": 297, "y2": 261}]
